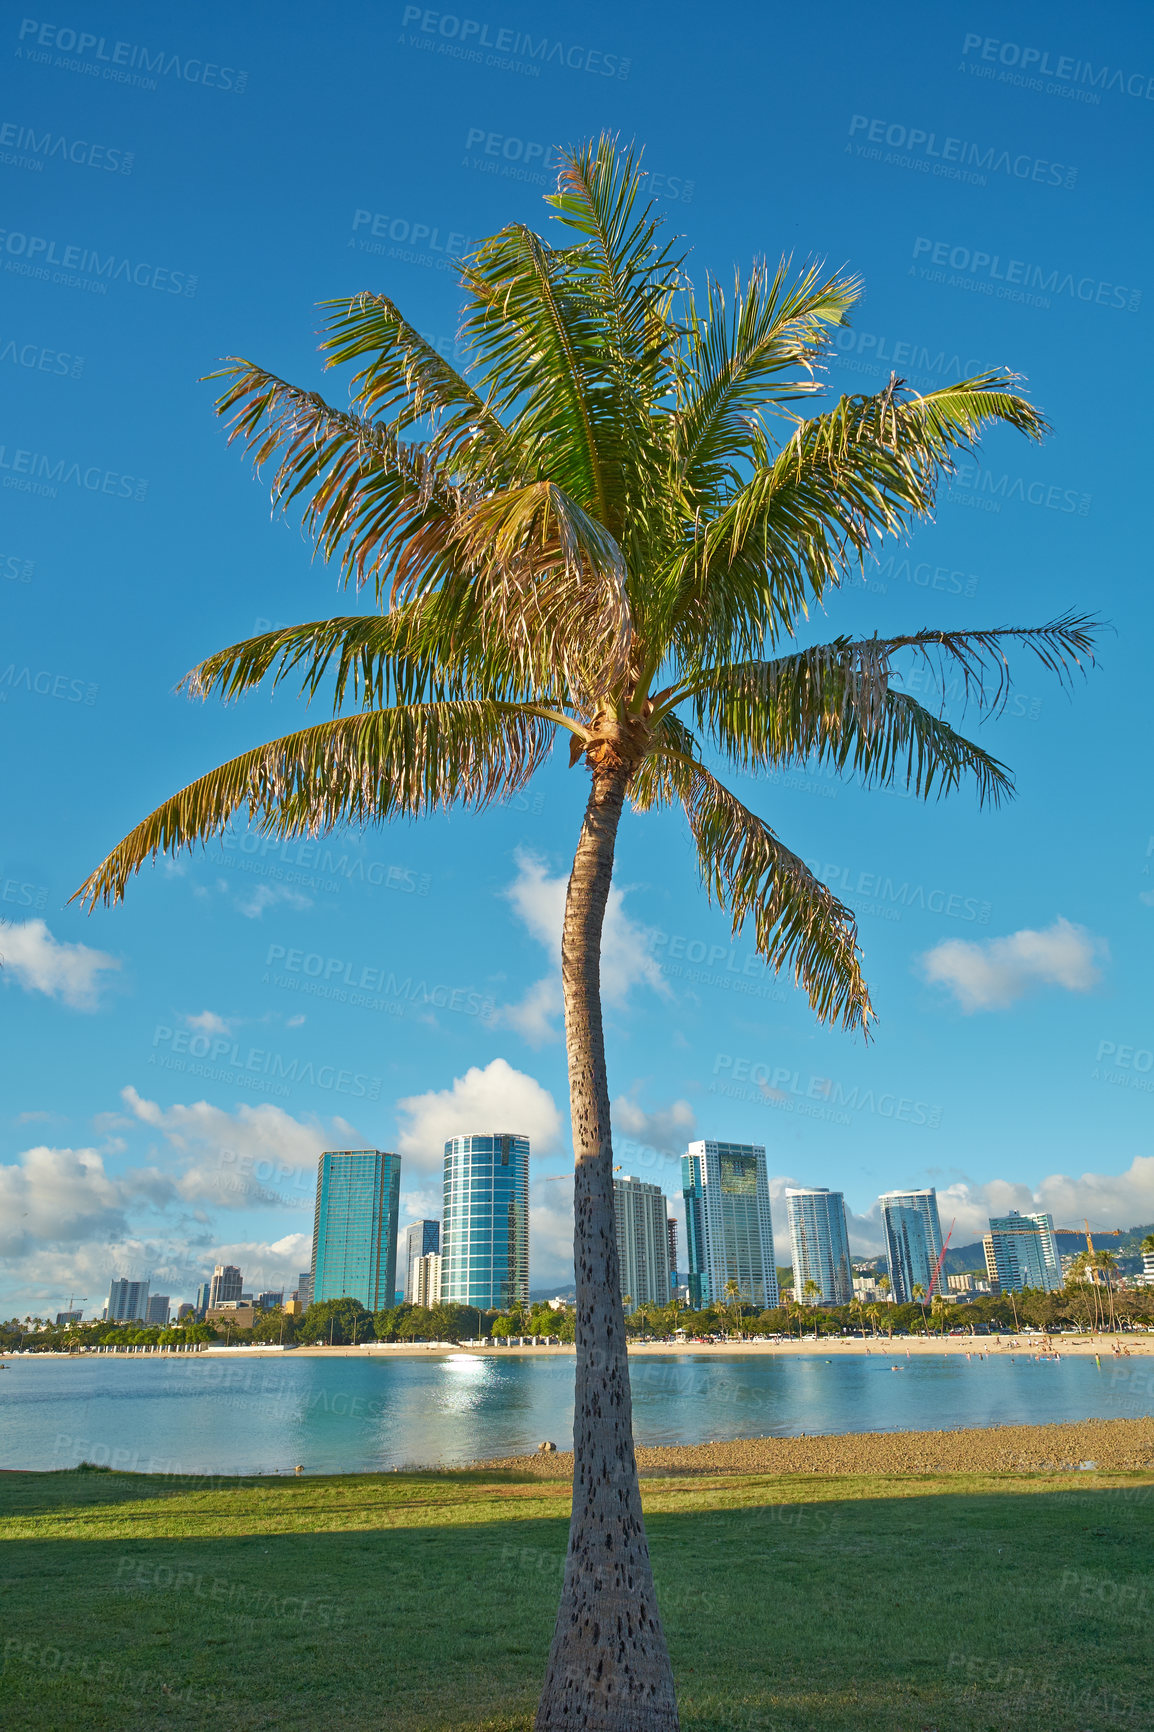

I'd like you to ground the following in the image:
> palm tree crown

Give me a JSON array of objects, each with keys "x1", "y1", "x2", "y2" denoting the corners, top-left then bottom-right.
[{"x1": 78, "y1": 138, "x2": 1091, "y2": 1032}]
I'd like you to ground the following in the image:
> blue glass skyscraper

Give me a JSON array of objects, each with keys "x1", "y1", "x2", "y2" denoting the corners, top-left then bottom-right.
[
  {"x1": 441, "y1": 1133, "x2": 529, "y2": 1311},
  {"x1": 879, "y1": 1187, "x2": 946, "y2": 1303},
  {"x1": 682, "y1": 1140, "x2": 777, "y2": 1310},
  {"x1": 310, "y1": 1149, "x2": 401, "y2": 1310}
]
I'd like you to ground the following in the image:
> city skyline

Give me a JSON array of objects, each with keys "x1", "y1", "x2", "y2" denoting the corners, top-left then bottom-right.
[{"x1": 56, "y1": 1150, "x2": 1152, "y2": 1319}]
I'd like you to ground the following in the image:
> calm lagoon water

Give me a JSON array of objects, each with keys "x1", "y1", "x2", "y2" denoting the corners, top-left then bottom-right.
[{"x1": 1, "y1": 1350, "x2": 1148, "y2": 1476}]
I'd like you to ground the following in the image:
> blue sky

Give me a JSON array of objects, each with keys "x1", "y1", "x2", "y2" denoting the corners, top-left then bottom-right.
[{"x1": 3, "y1": 0, "x2": 1153, "y2": 1315}]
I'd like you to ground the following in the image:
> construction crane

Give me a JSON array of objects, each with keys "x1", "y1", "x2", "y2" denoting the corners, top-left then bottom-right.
[
  {"x1": 1055, "y1": 1221, "x2": 1121, "y2": 1282},
  {"x1": 926, "y1": 1221, "x2": 955, "y2": 1303}
]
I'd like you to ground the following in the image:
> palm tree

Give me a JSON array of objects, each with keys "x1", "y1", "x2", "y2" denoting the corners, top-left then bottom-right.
[
  {"x1": 1095, "y1": 1251, "x2": 1119, "y2": 1332},
  {"x1": 73, "y1": 138, "x2": 1096, "y2": 1731},
  {"x1": 723, "y1": 1277, "x2": 743, "y2": 1336}
]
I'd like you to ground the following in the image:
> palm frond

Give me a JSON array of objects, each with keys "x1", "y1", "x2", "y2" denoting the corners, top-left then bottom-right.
[
  {"x1": 210, "y1": 362, "x2": 462, "y2": 599},
  {"x1": 664, "y1": 374, "x2": 1051, "y2": 665},
  {"x1": 676, "y1": 616, "x2": 1097, "y2": 796},
  {"x1": 74, "y1": 702, "x2": 552, "y2": 907},
  {"x1": 651, "y1": 745, "x2": 872, "y2": 1032},
  {"x1": 319, "y1": 290, "x2": 515, "y2": 471},
  {"x1": 674, "y1": 260, "x2": 860, "y2": 495}
]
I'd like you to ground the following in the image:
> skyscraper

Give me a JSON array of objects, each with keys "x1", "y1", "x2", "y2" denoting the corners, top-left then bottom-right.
[
  {"x1": 667, "y1": 1217, "x2": 678, "y2": 1290},
  {"x1": 612, "y1": 1175, "x2": 671, "y2": 1312},
  {"x1": 412, "y1": 1251, "x2": 443, "y2": 1309},
  {"x1": 107, "y1": 1278, "x2": 150, "y2": 1323},
  {"x1": 786, "y1": 1187, "x2": 852, "y2": 1306},
  {"x1": 879, "y1": 1188, "x2": 946, "y2": 1303},
  {"x1": 441, "y1": 1133, "x2": 529, "y2": 1312},
  {"x1": 310, "y1": 1149, "x2": 401, "y2": 1310},
  {"x1": 145, "y1": 1294, "x2": 170, "y2": 1326},
  {"x1": 208, "y1": 1265, "x2": 242, "y2": 1308},
  {"x1": 402, "y1": 1220, "x2": 441, "y2": 1303},
  {"x1": 984, "y1": 1211, "x2": 1062, "y2": 1293},
  {"x1": 682, "y1": 1141, "x2": 777, "y2": 1311},
  {"x1": 194, "y1": 1281, "x2": 210, "y2": 1318},
  {"x1": 296, "y1": 1270, "x2": 312, "y2": 1309}
]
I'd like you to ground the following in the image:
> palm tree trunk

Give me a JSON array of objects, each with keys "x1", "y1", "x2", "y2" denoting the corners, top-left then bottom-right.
[{"x1": 535, "y1": 764, "x2": 679, "y2": 1732}]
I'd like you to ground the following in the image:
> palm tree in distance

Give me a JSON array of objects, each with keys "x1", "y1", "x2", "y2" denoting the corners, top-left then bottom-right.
[{"x1": 75, "y1": 139, "x2": 1097, "y2": 1731}]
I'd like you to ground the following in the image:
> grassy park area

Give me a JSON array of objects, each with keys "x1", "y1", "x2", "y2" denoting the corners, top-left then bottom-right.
[{"x1": 2, "y1": 1461, "x2": 1151, "y2": 1730}]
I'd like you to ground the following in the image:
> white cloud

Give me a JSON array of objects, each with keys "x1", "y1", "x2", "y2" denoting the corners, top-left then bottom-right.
[
  {"x1": 395, "y1": 1058, "x2": 563, "y2": 1178},
  {"x1": 498, "y1": 976, "x2": 562, "y2": 1047},
  {"x1": 185, "y1": 1010, "x2": 231, "y2": 1036},
  {"x1": 0, "y1": 1146, "x2": 174, "y2": 1257},
  {"x1": 234, "y1": 883, "x2": 313, "y2": 919},
  {"x1": 919, "y1": 917, "x2": 1104, "y2": 1012},
  {"x1": 0, "y1": 919, "x2": 120, "y2": 1010},
  {"x1": 494, "y1": 850, "x2": 669, "y2": 1041},
  {"x1": 120, "y1": 1087, "x2": 357, "y2": 1210}
]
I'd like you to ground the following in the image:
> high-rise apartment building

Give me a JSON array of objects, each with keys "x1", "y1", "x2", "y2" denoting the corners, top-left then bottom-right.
[
  {"x1": 612, "y1": 1175, "x2": 672, "y2": 1312},
  {"x1": 145, "y1": 1294, "x2": 170, "y2": 1327},
  {"x1": 412, "y1": 1251, "x2": 443, "y2": 1309},
  {"x1": 402, "y1": 1220, "x2": 441, "y2": 1303},
  {"x1": 296, "y1": 1271, "x2": 312, "y2": 1309},
  {"x1": 667, "y1": 1217, "x2": 678, "y2": 1289},
  {"x1": 310, "y1": 1149, "x2": 401, "y2": 1311},
  {"x1": 441, "y1": 1134, "x2": 529, "y2": 1312},
  {"x1": 208, "y1": 1265, "x2": 243, "y2": 1309},
  {"x1": 194, "y1": 1281, "x2": 210, "y2": 1317},
  {"x1": 879, "y1": 1188, "x2": 946, "y2": 1303},
  {"x1": 984, "y1": 1211, "x2": 1062, "y2": 1293},
  {"x1": 786, "y1": 1188, "x2": 852, "y2": 1306},
  {"x1": 256, "y1": 1291, "x2": 283, "y2": 1311},
  {"x1": 55, "y1": 1310, "x2": 83, "y2": 1327},
  {"x1": 106, "y1": 1278, "x2": 150, "y2": 1323},
  {"x1": 682, "y1": 1141, "x2": 778, "y2": 1310}
]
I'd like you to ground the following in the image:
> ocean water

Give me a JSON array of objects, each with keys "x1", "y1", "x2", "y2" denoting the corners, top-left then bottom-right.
[{"x1": 1, "y1": 1349, "x2": 1147, "y2": 1476}]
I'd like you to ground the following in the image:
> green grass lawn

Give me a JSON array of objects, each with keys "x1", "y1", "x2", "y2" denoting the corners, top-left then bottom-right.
[{"x1": 2, "y1": 1466, "x2": 1151, "y2": 1729}]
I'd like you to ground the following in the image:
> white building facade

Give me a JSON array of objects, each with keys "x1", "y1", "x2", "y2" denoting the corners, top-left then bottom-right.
[{"x1": 612, "y1": 1175, "x2": 672, "y2": 1312}]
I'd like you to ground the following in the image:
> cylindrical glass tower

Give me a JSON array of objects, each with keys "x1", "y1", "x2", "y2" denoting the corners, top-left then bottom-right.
[{"x1": 441, "y1": 1133, "x2": 529, "y2": 1311}]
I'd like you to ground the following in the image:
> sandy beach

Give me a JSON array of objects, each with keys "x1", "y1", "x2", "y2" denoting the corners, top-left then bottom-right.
[
  {"x1": 478, "y1": 1415, "x2": 1154, "y2": 1478},
  {"x1": 14, "y1": 1333, "x2": 1154, "y2": 1360}
]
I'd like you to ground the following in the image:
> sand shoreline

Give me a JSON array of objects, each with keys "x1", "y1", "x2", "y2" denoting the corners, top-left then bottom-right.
[
  {"x1": 476, "y1": 1416, "x2": 1154, "y2": 1479},
  {"x1": 9, "y1": 1333, "x2": 1153, "y2": 1360}
]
